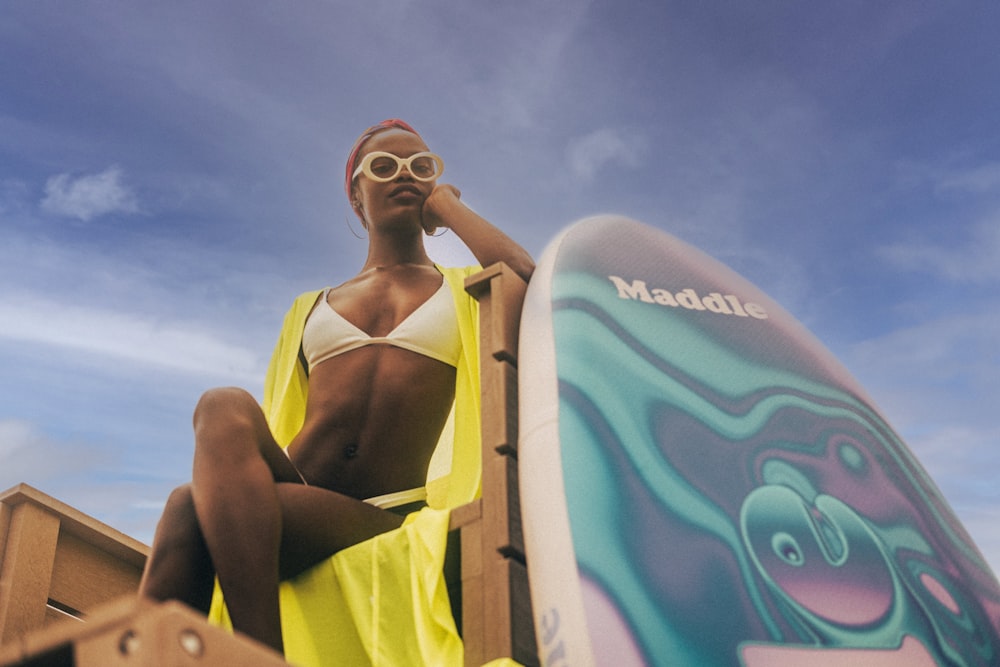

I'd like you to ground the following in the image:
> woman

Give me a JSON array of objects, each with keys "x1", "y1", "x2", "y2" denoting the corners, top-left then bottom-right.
[{"x1": 138, "y1": 119, "x2": 534, "y2": 656}]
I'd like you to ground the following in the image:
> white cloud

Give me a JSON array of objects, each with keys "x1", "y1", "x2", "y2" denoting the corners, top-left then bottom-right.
[
  {"x1": 895, "y1": 159, "x2": 1000, "y2": 198},
  {"x1": 40, "y1": 166, "x2": 139, "y2": 221},
  {"x1": 845, "y1": 314, "x2": 1000, "y2": 575},
  {"x1": 0, "y1": 295, "x2": 263, "y2": 383},
  {"x1": 877, "y1": 216, "x2": 1000, "y2": 284},
  {"x1": 566, "y1": 127, "x2": 644, "y2": 182},
  {"x1": 0, "y1": 419, "x2": 111, "y2": 490},
  {"x1": 848, "y1": 312, "x2": 1000, "y2": 412},
  {"x1": 936, "y1": 162, "x2": 1000, "y2": 195},
  {"x1": 906, "y1": 425, "x2": 1000, "y2": 577},
  {"x1": 0, "y1": 419, "x2": 47, "y2": 470}
]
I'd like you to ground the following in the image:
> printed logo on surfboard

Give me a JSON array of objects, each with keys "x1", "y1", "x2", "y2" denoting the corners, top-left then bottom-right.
[{"x1": 608, "y1": 275, "x2": 769, "y2": 320}]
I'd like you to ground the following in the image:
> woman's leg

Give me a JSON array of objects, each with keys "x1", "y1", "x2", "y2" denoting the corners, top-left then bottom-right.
[
  {"x1": 141, "y1": 386, "x2": 410, "y2": 654},
  {"x1": 139, "y1": 484, "x2": 214, "y2": 613},
  {"x1": 274, "y1": 483, "x2": 407, "y2": 581},
  {"x1": 188, "y1": 386, "x2": 303, "y2": 654}
]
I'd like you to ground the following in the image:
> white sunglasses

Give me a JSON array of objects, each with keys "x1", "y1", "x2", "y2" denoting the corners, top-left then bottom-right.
[{"x1": 352, "y1": 151, "x2": 444, "y2": 183}]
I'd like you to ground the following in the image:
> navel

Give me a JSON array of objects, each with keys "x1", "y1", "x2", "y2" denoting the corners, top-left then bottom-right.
[{"x1": 344, "y1": 443, "x2": 360, "y2": 459}]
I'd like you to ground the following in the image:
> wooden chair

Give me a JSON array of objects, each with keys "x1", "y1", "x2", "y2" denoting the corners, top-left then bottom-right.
[{"x1": 449, "y1": 263, "x2": 537, "y2": 666}]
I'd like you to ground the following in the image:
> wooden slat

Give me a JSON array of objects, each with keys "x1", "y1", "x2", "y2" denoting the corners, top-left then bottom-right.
[
  {"x1": 466, "y1": 265, "x2": 522, "y2": 461},
  {"x1": 508, "y1": 559, "x2": 537, "y2": 665},
  {"x1": 43, "y1": 605, "x2": 82, "y2": 627},
  {"x1": 481, "y1": 454, "x2": 524, "y2": 559},
  {"x1": 0, "y1": 502, "x2": 11, "y2": 559},
  {"x1": 481, "y1": 557, "x2": 537, "y2": 666},
  {"x1": 459, "y1": 519, "x2": 485, "y2": 667},
  {"x1": 480, "y1": 360, "x2": 520, "y2": 456},
  {"x1": 0, "y1": 485, "x2": 148, "y2": 570},
  {"x1": 0, "y1": 503, "x2": 60, "y2": 643},
  {"x1": 481, "y1": 555, "x2": 510, "y2": 662},
  {"x1": 1, "y1": 598, "x2": 288, "y2": 667},
  {"x1": 48, "y1": 532, "x2": 144, "y2": 618},
  {"x1": 504, "y1": 559, "x2": 537, "y2": 666},
  {"x1": 465, "y1": 263, "x2": 527, "y2": 367}
]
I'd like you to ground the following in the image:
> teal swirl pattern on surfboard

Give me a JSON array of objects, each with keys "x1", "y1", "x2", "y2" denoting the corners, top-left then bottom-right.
[{"x1": 519, "y1": 216, "x2": 1000, "y2": 666}]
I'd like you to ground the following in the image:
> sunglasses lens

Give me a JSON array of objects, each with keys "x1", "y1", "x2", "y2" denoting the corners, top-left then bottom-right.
[
  {"x1": 410, "y1": 155, "x2": 438, "y2": 180},
  {"x1": 368, "y1": 155, "x2": 400, "y2": 180}
]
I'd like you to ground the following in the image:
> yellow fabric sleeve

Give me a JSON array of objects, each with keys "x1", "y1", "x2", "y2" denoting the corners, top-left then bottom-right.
[{"x1": 209, "y1": 265, "x2": 484, "y2": 666}]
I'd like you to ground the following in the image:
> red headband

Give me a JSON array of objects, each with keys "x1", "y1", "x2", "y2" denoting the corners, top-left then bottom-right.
[{"x1": 344, "y1": 119, "x2": 422, "y2": 199}]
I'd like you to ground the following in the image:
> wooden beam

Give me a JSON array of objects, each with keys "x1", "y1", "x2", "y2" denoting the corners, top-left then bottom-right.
[
  {"x1": 0, "y1": 503, "x2": 60, "y2": 643},
  {"x1": 458, "y1": 264, "x2": 538, "y2": 666}
]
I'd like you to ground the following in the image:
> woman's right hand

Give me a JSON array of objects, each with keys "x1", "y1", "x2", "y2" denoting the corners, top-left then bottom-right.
[{"x1": 421, "y1": 183, "x2": 463, "y2": 236}]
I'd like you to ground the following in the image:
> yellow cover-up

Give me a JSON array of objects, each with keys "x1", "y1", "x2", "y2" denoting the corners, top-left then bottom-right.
[{"x1": 209, "y1": 265, "x2": 483, "y2": 666}]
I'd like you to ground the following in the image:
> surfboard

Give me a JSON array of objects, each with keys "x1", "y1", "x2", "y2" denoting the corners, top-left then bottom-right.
[{"x1": 517, "y1": 215, "x2": 1000, "y2": 666}]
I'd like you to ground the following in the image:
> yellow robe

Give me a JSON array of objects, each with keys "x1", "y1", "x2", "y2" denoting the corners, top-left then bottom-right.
[{"x1": 209, "y1": 265, "x2": 484, "y2": 666}]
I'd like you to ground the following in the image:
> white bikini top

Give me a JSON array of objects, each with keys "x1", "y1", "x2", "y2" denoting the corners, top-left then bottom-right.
[{"x1": 302, "y1": 281, "x2": 461, "y2": 371}]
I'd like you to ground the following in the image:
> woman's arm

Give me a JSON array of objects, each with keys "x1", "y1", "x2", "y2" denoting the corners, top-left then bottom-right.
[{"x1": 422, "y1": 184, "x2": 535, "y2": 282}]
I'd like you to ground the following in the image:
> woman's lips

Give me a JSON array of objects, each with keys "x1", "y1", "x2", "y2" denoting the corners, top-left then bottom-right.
[{"x1": 389, "y1": 185, "x2": 422, "y2": 198}]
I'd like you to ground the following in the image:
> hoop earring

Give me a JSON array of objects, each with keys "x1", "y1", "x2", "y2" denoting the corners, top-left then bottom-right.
[
  {"x1": 345, "y1": 212, "x2": 367, "y2": 239},
  {"x1": 429, "y1": 227, "x2": 448, "y2": 238}
]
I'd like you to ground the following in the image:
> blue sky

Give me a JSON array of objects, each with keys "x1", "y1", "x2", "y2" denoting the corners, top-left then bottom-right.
[{"x1": 1, "y1": 2, "x2": 998, "y2": 576}]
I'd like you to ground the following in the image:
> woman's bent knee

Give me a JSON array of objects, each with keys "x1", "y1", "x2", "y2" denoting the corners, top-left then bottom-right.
[
  {"x1": 162, "y1": 484, "x2": 197, "y2": 526},
  {"x1": 151, "y1": 484, "x2": 202, "y2": 549},
  {"x1": 193, "y1": 387, "x2": 256, "y2": 425},
  {"x1": 191, "y1": 387, "x2": 282, "y2": 472},
  {"x1": 192, "y1": 387, "x2": 264, "y2": 440},
  {"x1": 165, "y1": 483, "x2": 195, "y2": 511}
]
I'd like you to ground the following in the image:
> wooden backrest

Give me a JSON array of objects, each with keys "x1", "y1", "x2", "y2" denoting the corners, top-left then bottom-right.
[{"x1": 450, "y1": 263, "x2": 537, "y2": 666}]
